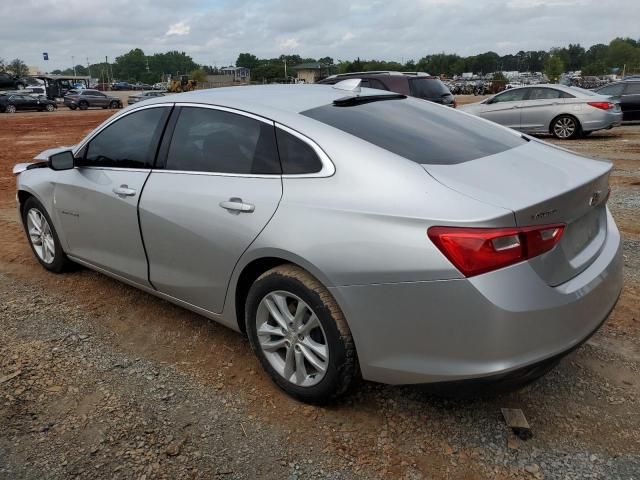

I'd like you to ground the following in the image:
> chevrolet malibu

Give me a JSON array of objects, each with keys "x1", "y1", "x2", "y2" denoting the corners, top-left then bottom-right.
[{"x1": 13, "y1": 83, "x2": 623, "y2": 403}]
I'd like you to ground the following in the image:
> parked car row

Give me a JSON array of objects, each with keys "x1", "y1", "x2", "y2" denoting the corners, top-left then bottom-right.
[
  {"x1": 127, "y1": 90, "x2": 166, "y2": 105},
  {"x1": 594, "y1": 79, "x2": 640, "y2": 121}
]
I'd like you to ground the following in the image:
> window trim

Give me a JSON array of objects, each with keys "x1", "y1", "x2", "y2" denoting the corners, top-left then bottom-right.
[
  {"x1": 73, "y1": 103, "x2": 173, "y2": 171},
  {"x1": 72, "y1": 102, "x2": 335, "y2": 178}
]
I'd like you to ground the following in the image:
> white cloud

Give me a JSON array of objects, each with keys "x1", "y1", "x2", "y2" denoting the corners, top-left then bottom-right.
[
  {"x1": 342, "y1": 32, "x2": 355, "y2": 42},
  {"x1": 279, "y1": 37, "x2": 300, "y2": 50},
  {"x1": 166, "y1": 21, "x2": 190, "y2": 36}
]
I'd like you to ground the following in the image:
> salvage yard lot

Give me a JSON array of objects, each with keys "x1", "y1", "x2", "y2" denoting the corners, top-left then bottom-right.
[{"x1": 0, "y1": 98, "x2": 639, "y2": 479}]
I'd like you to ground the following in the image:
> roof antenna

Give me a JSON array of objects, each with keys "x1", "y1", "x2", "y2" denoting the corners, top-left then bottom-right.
[{"x1": 332, "y1": 78, "x2": 361, "y2": 95}]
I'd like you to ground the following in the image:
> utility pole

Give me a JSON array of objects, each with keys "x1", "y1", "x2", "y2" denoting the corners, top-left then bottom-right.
[
  {"x1": 87, "y1": 57, "x2": 91, "y2": 79},
  {"x1": 284, "y1": 58, "x2": 287, "y2": 81},
  {"x1": 72, "y1": 56, "x2": 76, "y2": 77}
]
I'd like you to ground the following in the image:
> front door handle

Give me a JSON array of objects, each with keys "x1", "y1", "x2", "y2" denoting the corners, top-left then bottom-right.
[
  {"x1": 219, "y1": 197, "x2": 255, "y2": 213},
  {"x1": 112, "y1": 185, "x2": 137, "y2": 197}
]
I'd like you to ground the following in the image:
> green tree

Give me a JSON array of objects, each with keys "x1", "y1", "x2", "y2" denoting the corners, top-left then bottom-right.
[
  {"x1": 8, "y1": 58, "x2": 28, "y2": 77},
  {"x1": 317, "y1": 56, "x2": 334, "y2": 66},
  {"x1": 190, "y1": 68, "x2": 208, "y2": 83},
  {"x1": 606, "y1": 37, "x2": 640, "y2": 71},
  {"x1": 236, "y1": 53, "x2": 259, "y2": 70},
  {"x1": 544, "y1": 52, "x2": 565, "y2": 82}
]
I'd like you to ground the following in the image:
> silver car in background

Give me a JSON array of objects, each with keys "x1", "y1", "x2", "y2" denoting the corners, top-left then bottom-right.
[
  {"x1": 13, "y1": 83, "x2": 623, "y2": 403},
  {"x1": 461, "y1": 84, "x2": 622, "y2": 138}
]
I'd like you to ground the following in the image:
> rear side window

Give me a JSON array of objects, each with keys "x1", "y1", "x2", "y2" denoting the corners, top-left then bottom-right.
[
  {"x1": 597, "y1": 83, "x2": 624, "y2": 96},
  {"x1": 275, "y1": 128, "x2": 323, "y2": 174},
  {"x1": 409, "y1": 78, "x2": 450, "y2": 98},
  {"x1": 81, "y1": 107, "x2": 169, "y2": 168},
  {"x1": 302, "y1": 98, "x2": 525, "y2": 165},
  {"x1": 166, "y1": 107, "x2": 281, "y2": 174},
  {"x1": 529, "y1": 88, "x2": 563, "y2": 100},
  {"x1": 626, "y1": 83, "x2": 640, "y2": 94}
]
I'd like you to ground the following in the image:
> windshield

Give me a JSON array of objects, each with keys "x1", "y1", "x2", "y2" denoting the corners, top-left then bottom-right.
[
  {"x1": 302, "y1": 97, "x2": 526, "y2": 165},
  {"x1": 409, "y1": 78, "x2": 451, "y2": 98}
]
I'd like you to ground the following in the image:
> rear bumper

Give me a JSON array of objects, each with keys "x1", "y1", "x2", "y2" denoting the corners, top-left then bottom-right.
[
  {"x1": 330, "y1": 209, "x2": 623, "y2": 385},
  {"x1": 581, "y1": 110, "x2": 623, "y2": 132}
]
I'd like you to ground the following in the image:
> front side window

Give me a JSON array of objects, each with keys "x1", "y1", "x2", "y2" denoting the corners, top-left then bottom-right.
[
  {"x1": 491, "y1": 89, "x2": 528, "y2": 103},
  {"x1": 302, "y1": 97, "x2": 526, "y2": 165},
  {"x1": 80, "y1": 107, "x2": 169, "y2": 168},
  {"x1": 165, "y1": 107, "x2": 280, "y2": 174}
]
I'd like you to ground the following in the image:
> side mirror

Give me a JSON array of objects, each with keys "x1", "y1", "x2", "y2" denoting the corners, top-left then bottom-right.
[{"x1": 49, "y1": 150, "x2": 75, "y2": 171}]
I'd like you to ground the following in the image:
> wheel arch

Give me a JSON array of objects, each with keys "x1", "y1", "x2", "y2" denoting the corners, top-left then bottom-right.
[
  {"x1": 549, "y1": 112, "x2": 582, "y2": 135},
  {"x1": 227, "y1": 250, "x2": 337, "y2": 335}
]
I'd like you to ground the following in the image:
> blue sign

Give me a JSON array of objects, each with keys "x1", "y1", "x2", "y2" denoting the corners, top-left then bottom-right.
[{"x1": 43, "y1": 52, "x2": 49, "y2": 61}]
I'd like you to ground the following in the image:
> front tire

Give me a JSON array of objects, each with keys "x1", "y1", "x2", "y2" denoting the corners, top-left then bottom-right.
[
  {"x1": 6, "y1": 104, "x2": 16, "y2": 113},
  {"x1": 78, "y1": 101, "x2": 89, "y2": 110},
  {"x1": 109, "y1": 100, "x2": 119, "y2": 109},
  {"x1": 21, "y1": 197, "x2": 72, "y2": 273},
  {"x1": 45, "y1": 104, "x2": 55, "y2": 112},
  {"x1": 551, "y1": 115, "x2": 579, "y2": 139},
  {"x1": 246, "y1": 265, "x2": 358, "y2": 404}
]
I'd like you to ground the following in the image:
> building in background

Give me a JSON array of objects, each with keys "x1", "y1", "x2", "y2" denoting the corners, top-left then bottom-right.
[
  {"x1": 220, "y1": 66, "x2": 250, "y2": 82},
  {"x1": 293, "y1": 62, "x2": 336, "y2": 83}
]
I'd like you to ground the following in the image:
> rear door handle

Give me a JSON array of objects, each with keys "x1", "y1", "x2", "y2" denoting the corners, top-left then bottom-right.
[
  {"x1": 219, "y1": 197, "x2": 255, "y2": 213},
  {"x1": 112, "y1": 185, "x2": 137, "y2": 197}
]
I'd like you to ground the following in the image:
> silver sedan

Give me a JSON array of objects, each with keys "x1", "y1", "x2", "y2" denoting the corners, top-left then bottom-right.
[
  {"x1": 460, "y1": 84, "x2": 622, "y2": 138},
  {"x1": 13, "y1": 83, "x2": 623, "y2": 403}
]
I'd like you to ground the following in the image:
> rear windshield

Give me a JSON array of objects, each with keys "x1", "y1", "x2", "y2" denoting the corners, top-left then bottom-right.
[
  {"x1": 301, "y1": 98, "x2": 526, "y2": 165},
  {"x1": 409, "y1": 78, "x2": 451, "y2": 98}
]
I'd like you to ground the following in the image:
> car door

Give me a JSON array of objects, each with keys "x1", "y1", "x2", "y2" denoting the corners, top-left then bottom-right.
[
  {"x1": 139, "y1": 105, "x2": 283, "y2": 314},
  {"x1": 15, "y1": 95, "x2": 37, "y2": 111},
  {"x1": 621, "y1": 82, "x2": 640, "y2": 120},
  {"x1": 52, "y1": 105, "x2": 172, "y2": 285},
  {"x1": 518, "y1": 87, "x2": 565, "y2": 132},
  {"x1": 476, "y1": 88, "x2": 528, "y2": 129}
]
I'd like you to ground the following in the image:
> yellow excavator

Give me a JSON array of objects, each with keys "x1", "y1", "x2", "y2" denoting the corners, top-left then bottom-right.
[{"x1": 168, "y1": 75, "x2": 197, "y2": 93}]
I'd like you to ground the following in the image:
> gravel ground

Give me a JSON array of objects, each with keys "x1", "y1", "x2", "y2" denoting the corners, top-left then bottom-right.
[{"x1": 0, "y1": 104, "x2": 639, "y2": 480}]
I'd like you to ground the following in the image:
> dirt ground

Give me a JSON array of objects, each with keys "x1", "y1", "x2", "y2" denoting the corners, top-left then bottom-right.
[{"x1": 0, "y1": 98, "x2": 639, "y2": 480}]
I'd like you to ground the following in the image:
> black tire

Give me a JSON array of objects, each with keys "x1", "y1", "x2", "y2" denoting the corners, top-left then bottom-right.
[
  {"x1": 245, "y1": 265, "x2": 359, "y2": 404},
  {"x1": 551, "y1": 115, "x2": 580, "y2": 139},
  {"x1": 45, "y1": 104, "x2": 55, "y2": 112},
  {"x1": 21, "y1": 196, "x2": 72, "y2": 273},
  {"x1": 78, "y1": 101, "x2": 89, "y2": 110},
  {"x1": 68, "y1": 104, "x2": 77, "y2": 110},
  {"x1": 6, "y1": 104, "x2": 16, "y2": 113},
  {"x1": 109, "y1": 100, "x2": 119, "y2": 109}
]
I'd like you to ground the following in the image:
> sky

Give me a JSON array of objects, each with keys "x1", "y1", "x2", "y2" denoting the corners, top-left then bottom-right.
[{"x1": 1, "y1": 0, "x2": 638, "y2": 71}]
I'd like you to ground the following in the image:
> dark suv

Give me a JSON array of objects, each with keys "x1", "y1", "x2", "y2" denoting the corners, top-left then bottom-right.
[
  {"x1": 64, "y1": 89, "x2": 122, "y2": 110},
  {"x1": 317, "y1": 72, "x2": 456, "y2": 107},
  {"x1": 595, "y1": 80, "x2": 640, "y2": 121}
]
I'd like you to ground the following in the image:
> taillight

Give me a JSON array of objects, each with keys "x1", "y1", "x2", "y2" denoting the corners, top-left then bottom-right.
[
  {"x1": 427, "y1": 224, "x2": 565, "y2": 277},
  {"x1": 587, "y1": 101, "x2": 614, "y2": 110}
]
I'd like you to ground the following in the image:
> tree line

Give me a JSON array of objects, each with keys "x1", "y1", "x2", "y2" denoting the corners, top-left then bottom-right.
[
  {"x1": 237, "y1": 37, "x2": 640, "y2": 82},
  {"x1": 2, "y1": 37, "x2": 639, "y2": 84}
]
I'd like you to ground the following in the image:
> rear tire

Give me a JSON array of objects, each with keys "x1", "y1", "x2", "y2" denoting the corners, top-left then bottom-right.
[
  {"x1": 109, "y1": 100, "x2": 119, "y2": 109},
  {"x1": 78, "y1": 101, "x2": 88, "y2": 111},
  {"x1": 245, "y1": 265, "x2": 358, "y2": 404},
  {"x1": 21, "y1": 197, "x2": 72, "y2": 273},
  {"x1": 551, "y1": 115, "x2": 580, "y2": 139},
  {"x1": 6, "y1": 104, "x2": 16, "y2": 113},
  {"x1": 45, "y1": 104, "x2": 55, "y2": 112},
  {"x1": 68, "y1": 104, "x2": 77, "y2": 110}
]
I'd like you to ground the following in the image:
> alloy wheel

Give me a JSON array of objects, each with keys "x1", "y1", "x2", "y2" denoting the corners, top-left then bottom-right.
[
  {"x1": 6, "y1": 105, "x2": 16, "y2": 113},
  {"x1": 255, "y1": 291, "x2": 329, "y2": 387},
  {"x1": 553, "y1": 117, "x2": 576, "y2": 139},
  {"x1": 26, "y1": 208, "x2": 56, "y2": 264}
]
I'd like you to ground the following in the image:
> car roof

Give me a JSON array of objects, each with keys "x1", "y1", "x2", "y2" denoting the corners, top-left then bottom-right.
[{"x1": 138, "y1": 84, "x2": 388, "y2": 119}]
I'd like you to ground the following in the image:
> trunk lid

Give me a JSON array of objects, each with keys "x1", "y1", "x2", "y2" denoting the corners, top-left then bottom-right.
[{"x1": 423, "y1": 139, "x2": 611, "y2": 286}]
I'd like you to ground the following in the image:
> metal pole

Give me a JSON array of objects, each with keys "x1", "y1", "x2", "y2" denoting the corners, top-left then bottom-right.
[{"x1": 72, "y1": 56, "x2": 76, "y2": 78}]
